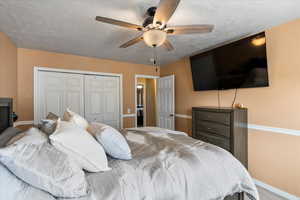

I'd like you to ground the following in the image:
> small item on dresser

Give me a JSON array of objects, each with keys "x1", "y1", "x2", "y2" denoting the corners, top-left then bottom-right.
[
  {"x1": 63, "y1": 108, "x2": 89, "y2": 130},
  {"x1": 50, "y1": 119, "x2": 111, "y2": 172},
  {"x1": 0, "y1": 127, "x2": 88, "y2": 198},
  {"x1": 89, "y1": 122, "x2": 132, "y2": 160},
  {"x1": 234, "y1": 103, "x2": 246, "y2": 109}
]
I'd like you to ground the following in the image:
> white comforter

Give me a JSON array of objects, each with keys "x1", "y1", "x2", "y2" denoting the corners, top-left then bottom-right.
[{"x1": 1, "y1": 127, "x2": 259, "y2": 200}]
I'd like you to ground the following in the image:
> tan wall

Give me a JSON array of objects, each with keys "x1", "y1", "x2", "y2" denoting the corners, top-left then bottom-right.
[
  {"x1": 17, "y1": 48, "x2": 159, "y2": 128},
  {"x1": 0, "y1": 32, "x2": 17, "y2": 110},
  {"x1": 161, "y1": 19, "x2": 300, "y2": 196}
]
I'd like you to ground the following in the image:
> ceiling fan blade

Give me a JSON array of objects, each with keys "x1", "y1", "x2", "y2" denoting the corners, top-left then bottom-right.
[
  {"x1": 153, "y1": 0, "x2": 180, "y2": 26},
  {"x1": 166, "y1": 24, "x2": 214, "y2": 35},
  {"x1": 162, "y1": 40, "x2": 174, "y2": 51},
  {"x1": 95, "y1": 16, "x2": 143, "y2": 31},
  {"x1": 119, "y1": 35, "x2": 144, "y2": 48}
]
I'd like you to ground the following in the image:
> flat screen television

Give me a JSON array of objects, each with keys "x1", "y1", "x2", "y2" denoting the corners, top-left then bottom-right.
[{"x1": 190, "y1": 32, "x2": 269, "y2": 91}]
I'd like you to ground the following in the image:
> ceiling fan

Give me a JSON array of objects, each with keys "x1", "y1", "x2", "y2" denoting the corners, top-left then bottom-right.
[{"x1": 95, "y1": 0, "x2": 214, "y2": 51}]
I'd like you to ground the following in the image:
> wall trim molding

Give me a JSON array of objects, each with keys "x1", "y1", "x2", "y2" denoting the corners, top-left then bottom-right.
[
  {"x1": 249, "y1": 124, "x2": 300, "y2": 136},
  {"x1": 122, "y1": 114, "x2": 136, "y2": 118},
  {"x1": 14, "y1": 120, "x2": 34, "y2": 127},
  {"x1": 254, "y1": 179, "x2": 300, "y2": 200},
  {"x1": 174, "y1": 113, "x2": 300, "y2": 136},
  {"x1": 175, "y1": 114, "x2": 192, "y2": 119}
]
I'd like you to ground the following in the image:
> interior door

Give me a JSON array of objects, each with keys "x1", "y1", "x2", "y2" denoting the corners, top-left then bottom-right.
[
  {"x1": 156, "y1": 75, "x2": 175, "y2": 130},
  {"x1": 38, "y1": 71, "x2": 84, "y2": 122},
  {"x1": 84, "y1": 75, "x2": 121, "y2": 129}
]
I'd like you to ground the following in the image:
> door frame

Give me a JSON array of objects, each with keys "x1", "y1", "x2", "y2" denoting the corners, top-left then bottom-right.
[
  {"x1": 134, "y1": 74, "x2": 159, "y2": 128},
  {"x1": 34, "y1": 67, "x2": 123, "y2": 128}
]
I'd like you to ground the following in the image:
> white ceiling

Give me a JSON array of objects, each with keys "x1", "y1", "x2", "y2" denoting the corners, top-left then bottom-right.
[{"x1": 0, "y1": 0, "x2": 299, "y2": 65}]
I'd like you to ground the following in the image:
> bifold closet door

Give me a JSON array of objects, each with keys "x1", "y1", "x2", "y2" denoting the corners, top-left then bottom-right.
[
  {"x1": 84, "y1": 75, "x2": 121, "y2": 129},
  {"x1": 38, "y1": 71, "x2": 84, "y2": 122}
]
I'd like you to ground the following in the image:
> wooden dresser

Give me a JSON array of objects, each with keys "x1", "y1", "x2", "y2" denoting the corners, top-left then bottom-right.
[{"x1": 192, "y1": 107, "x2": 248, "y2": 168}]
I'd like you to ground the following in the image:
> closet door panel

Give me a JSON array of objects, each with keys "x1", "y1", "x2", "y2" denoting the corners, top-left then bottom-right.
[
  {"x1": 85, "y1": 75, "x2": 120, "y2": 129},
  {"x1": 45, "y1": 91, "x2": 63, "y2": 117},
  {"x1": 64, "y1": 74, "x2": 84, "y2": 116},
  {"x1": 39, "y1": 72, "x2": 65, "y2": 120},
  {"x1": 38, "y1": 71, "x2": 84, "y2": 121}
]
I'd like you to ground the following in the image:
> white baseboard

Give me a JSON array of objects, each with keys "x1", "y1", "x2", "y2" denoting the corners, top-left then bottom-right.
[
  {"x1": 122, "y1": 114, "x2": 136, "y2": 118},
  {"x1": 254, "y1": 179, "x2": 300, "y2": 200},
  {"x1": 14, "y1": 120, "x2": 34, "y2": 127},
  {"x1": 175, "y1": 114, "x2": 192, "y2": 119}
]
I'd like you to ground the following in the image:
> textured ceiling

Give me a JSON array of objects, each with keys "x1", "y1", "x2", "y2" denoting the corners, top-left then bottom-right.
[{"x1": 0, "y1": 0, "x2": 299, "y2": 65}]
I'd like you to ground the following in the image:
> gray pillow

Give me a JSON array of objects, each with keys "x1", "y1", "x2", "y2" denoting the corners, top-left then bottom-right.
[
  {"x1": 0, "y1": 128, "x2": 89, "y2": 198},
  {"x1": 39, "y1": 112, "x2": 59, "y2": 135},
  {"x1": 0, "y1": 127, "x2": 22, "y2": 148},
  {"x1": 39, "y1": 119, "x2": 57, "y2": 135},
  {"x1": 0, "y1": 163, "x2": 56, "y2": 200},
  {"x1": 89, "y1": 122, "x2": 132, "y2": 160},
  {"x1": 46, "y1": 112, "x2": 59, "y2": 120}
]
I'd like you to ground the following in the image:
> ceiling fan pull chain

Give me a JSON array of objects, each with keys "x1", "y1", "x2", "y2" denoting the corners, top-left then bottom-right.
[{"x1": 152, "y1": 47, "x2": 159, "y2": 72}]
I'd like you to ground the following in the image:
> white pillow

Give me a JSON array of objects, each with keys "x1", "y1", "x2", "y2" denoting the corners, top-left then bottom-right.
[
  {"x1": 50, "y1": 119, "x2": 110, "y2": 172},
  {"x1": 9, "y1": 127, "x2": 48, "y2": 145},
  {"x1": 0, "y1": 163, "x2": 56, "y2": 200},
  {"x1": 63, "y1": 108, "x2": 89, "y2": 130},
  {"x1": 0, "y1": 128, "x2": 88, "y2": 198},
  {"x1": 89, "y1": 122, "x2": 132, "y2": 160}
]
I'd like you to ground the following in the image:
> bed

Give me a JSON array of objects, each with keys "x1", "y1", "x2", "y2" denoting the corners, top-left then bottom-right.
[{"x1": 0, "y1": 98, "x2": 258, "y2": 200}]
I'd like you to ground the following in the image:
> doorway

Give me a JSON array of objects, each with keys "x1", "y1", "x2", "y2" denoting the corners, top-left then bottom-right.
[{"x1": 135, "y1": 75, "x2": 158, "y2": 127}]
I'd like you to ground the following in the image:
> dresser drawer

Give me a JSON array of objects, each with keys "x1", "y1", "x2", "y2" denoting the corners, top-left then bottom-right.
[
  {"x1": 194, "y1": 110, "x2": 231, "y2": 125},
  {"x1": 194, "y1": 131, "x2": 230, "y2": 151},
  {"x1": 195, "y1": 120, "x2": 231, "y2": 138}
]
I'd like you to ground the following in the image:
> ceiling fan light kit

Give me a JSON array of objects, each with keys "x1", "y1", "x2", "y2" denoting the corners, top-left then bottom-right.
[
  {"x1": 95, "y1": 0, "x2": 214, "y2": 51},
  {"x1": 143, "y1": 30, "x2": 167, "y2": 47}
]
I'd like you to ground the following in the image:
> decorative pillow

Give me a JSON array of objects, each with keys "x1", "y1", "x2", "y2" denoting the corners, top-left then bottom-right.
[
  {"x1": 40, "y1": 119, "x2": 57, "y2": 135},
  {"x1": 50, "y1": 119, "x2": 110, "y2": 172},
  {"x1": 39, "y1": 112, "x2": 59, "y2": 135},
  {"x1": 89, "y1": 122, "x2": 132, "y2": 160},
  {"x1": 6, "y1": 127, "x2": 48, "y2": 146},
  {"x1": 0, "y1": 163, "x2": 56, "y2": 200},
  {"x1": 0, "y1": 127, "x2": 22, "y2": 148},
  {"x1": 46, "y1": 112, "x2": 59, "y2": 120},
  {"x1": 5, "y1": 132, "x2": 26, "y2": 146},
  {"x1": 63, "y1": 108, "x2": 89, "y2": 130},
  {"x1": 0, "y1": 129, "x2": 88, "y2": 198}
]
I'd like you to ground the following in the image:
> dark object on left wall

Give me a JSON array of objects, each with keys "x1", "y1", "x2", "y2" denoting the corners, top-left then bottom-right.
[
  {"x1": 12, "y1": 112, "x2": 18, "y2": 122},
  {"x1": 0, "y1": 98, "x2": 13, "y2": 133}
]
